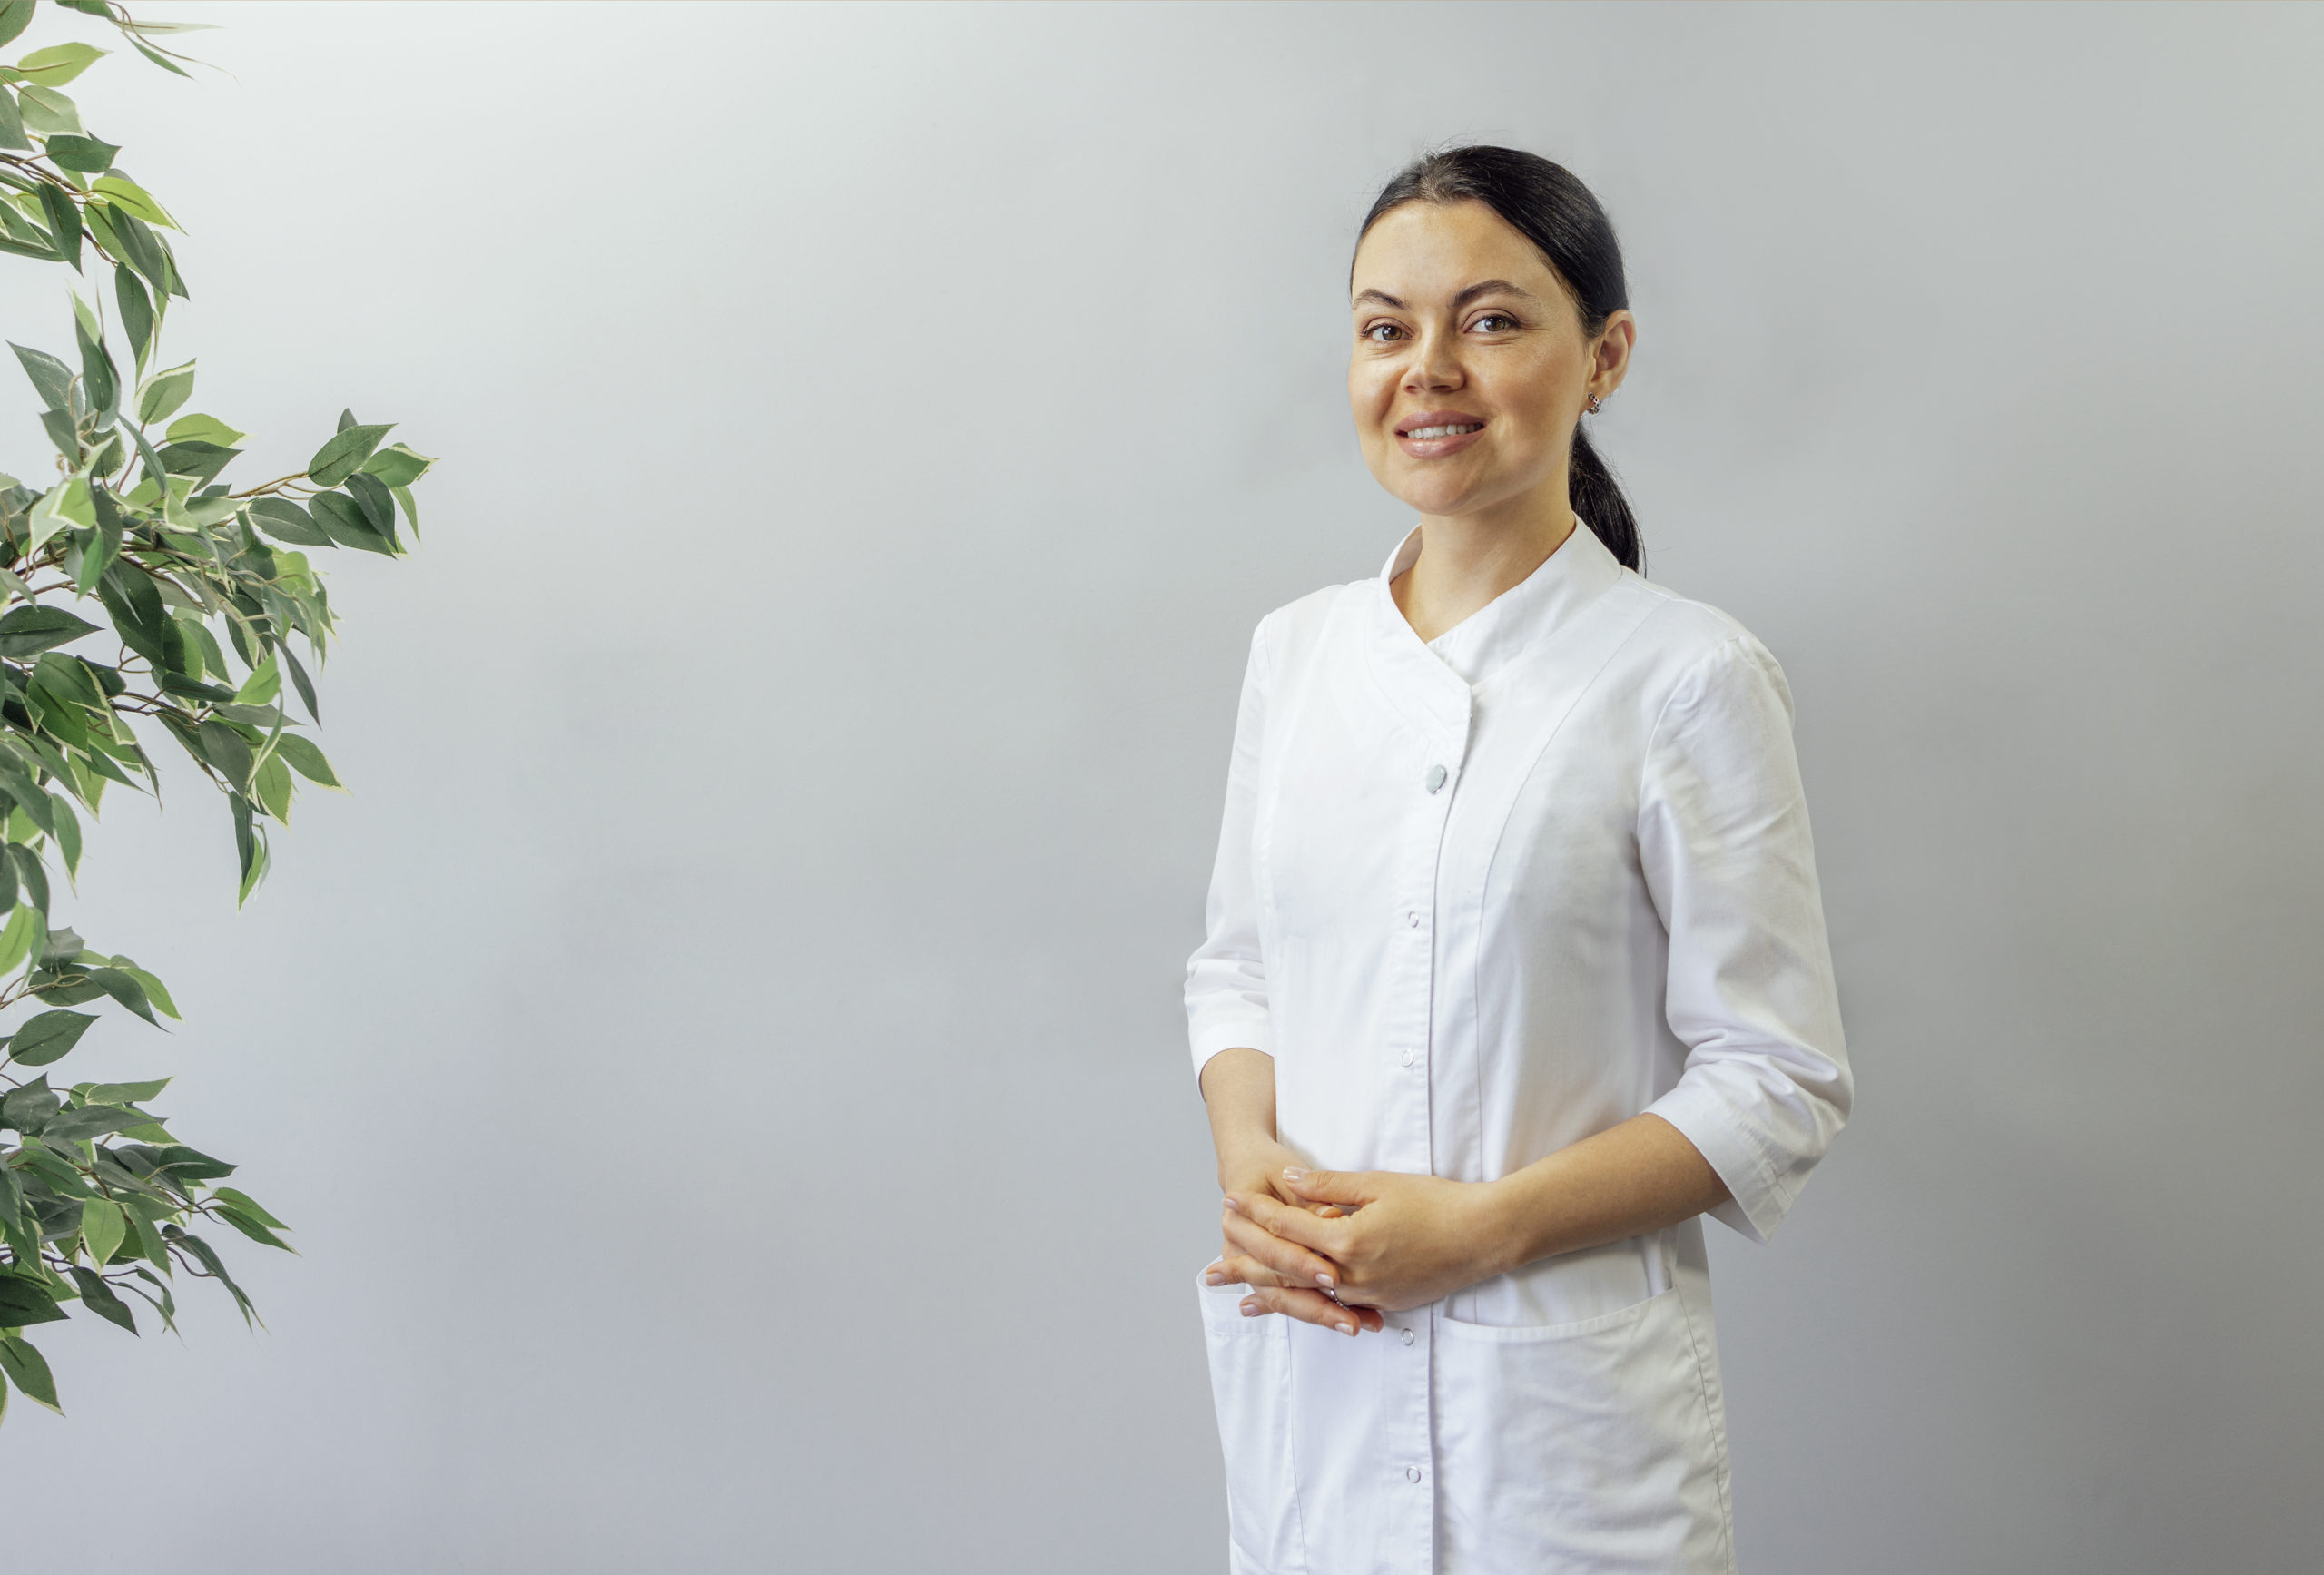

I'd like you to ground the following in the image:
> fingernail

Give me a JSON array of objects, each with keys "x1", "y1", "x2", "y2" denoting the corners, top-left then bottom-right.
[
  {"x1": 1240, "y1": 1300, "x2": 1260, "y2": 1317},
  {"x1": 1205, "y1": 1270, "x2": 1226, "y2": 1285},
  {"x1": 1282, "y1": 1166, "x2": 1307, "y2": 1182},
  {"x1": 1336, "y1": 1321, "x2": 1356, "y2": 1336},
  {"x1": 1222, "y1": 1196, "x2": 1240, "y2": 1213},
  {"x1": 1315, "y1": 1271, "x2": 1335, "y2": 1290}
]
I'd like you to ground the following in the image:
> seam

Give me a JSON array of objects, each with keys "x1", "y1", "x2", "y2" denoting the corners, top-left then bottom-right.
[
  {"x1": 1280, "y1": 1322, "x2": 1314, "y2": 1574},
  {"x1": 1676, "y1": 1280, "x2": 1739, "y2": 1574}
]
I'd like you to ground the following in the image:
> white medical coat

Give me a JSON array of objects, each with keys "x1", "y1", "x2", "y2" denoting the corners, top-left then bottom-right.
[{"x1": 1185, "y1": 519, "x2": 1851, "y2": 1574}]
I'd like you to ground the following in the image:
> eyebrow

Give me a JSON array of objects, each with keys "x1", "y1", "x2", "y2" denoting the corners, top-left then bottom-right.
[{"x1": 1352, "y1": 278, "x2": 1542, "y2": 311}]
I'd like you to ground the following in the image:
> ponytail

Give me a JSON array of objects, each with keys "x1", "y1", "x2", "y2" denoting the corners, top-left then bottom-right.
[{"x1": 1570, "y1": 424, "x2": 1640, "y2": 574}]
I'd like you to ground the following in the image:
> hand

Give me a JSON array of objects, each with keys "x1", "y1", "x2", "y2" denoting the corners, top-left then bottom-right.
[
  {"x1": 1206, "y1": 1138, "x2": 1384, "y2": 1337},
  {"x1": 1224, "y1": 1166, "x2": 1516, "y2": 1316}
]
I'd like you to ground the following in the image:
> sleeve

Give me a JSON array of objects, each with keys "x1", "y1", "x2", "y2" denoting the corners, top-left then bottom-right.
[
  {"x1": 1183, "y1": 618, "x2": 1275, "y2": 1081},
  {"x1": 1638, "y1": 634, "x2": 1852, "y2": 1244}
]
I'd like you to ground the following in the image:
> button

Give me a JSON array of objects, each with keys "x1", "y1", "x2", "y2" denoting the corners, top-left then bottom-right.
[
  {"x1": 1425, "y1": 764, "x2": 1448, "y2": 792},
  {"x1": 1400, "y1": 1327, "x2": 1415, "y2": 1346},
  {"x1": 1405, "y1": 1465, "x2": 1423, "y2": 1483},
  {"x1": 1399, "y1": 1049, "x2": 1414, "y2": 1068},
  {"x1": 1407, "y1": 911, "x2": 1420, "y2": 928}
]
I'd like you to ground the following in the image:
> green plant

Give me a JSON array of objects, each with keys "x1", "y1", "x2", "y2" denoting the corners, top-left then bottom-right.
[{"x1": 0, "y1": 0, "x2": 431, "y2": 1422}]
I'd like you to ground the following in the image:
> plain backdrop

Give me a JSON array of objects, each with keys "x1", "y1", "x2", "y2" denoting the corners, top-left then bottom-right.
[{"x1": 2, "y1": 4, "x2": 2319, "y2": 1570}]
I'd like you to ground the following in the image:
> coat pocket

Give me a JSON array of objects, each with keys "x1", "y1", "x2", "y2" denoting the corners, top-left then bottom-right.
[
  {"x1": 1196, "y1": 1265, "x2": 1310, "y2": 1575},
  {"x1": 1432, "y1": 1288, "x2": 1732, "y2": 1575}
]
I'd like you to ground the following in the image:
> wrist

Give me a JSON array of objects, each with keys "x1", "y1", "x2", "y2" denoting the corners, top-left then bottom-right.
[
  {"x1": 1475, "y1": 1169, "x2": 1555, "y2": 1278},
  {"x1": 1215, "y1": 1130, "x2": 1284, "y2": 1187}
]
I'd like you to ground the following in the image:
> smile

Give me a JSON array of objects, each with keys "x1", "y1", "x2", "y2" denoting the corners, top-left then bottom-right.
[{"x1": 1402, "y1": 423, "x2": 1483, "y2": 439}]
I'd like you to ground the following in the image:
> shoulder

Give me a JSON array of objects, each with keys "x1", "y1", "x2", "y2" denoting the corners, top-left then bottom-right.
[
  {"x1": 1249, "y1": 577, "x2": 1372, "y2": 680},
  {"x1": 1614, "y1": 575, "x2": 1795, "y2": 724}
]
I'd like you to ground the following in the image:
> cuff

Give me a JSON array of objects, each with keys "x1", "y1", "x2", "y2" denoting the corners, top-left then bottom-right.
[
  {"x1": 1189, "y1": 1018, "x2": 1273, "y2": 1082},
  {"x1": 1645, "y1": 1080, "x2": 1798, "y2": 1245}
]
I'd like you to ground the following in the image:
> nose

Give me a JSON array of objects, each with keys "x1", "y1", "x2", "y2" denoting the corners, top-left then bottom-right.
[{"x1": 1404, "y1": 329, "x2": 1464, "y2": 393}]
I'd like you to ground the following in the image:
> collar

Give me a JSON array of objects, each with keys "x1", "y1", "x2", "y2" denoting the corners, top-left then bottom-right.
[{"x1": 1365, "y1": 517, "x2": 1625, "y2": 724}]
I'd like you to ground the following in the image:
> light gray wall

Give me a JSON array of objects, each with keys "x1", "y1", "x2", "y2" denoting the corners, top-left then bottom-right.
[{"x1": 3, "y1": 4, "x2": 2318, "y2": 1570}]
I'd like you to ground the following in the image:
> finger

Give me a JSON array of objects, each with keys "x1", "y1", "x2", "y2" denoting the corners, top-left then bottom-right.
[
  {"x1": 1233, "y1": 1191, "x2": 1346, "y2": 1262},
  {"x1": 1280, "y1": 1167, "x2": 1375, "y2": 1208},
  {"x1": 1243, "y1": 1284, "x2": 1368, "y2": 1337},
  {"x1": 1223, "y1": 1205, "x2": 1345, "y2": 1294},
  {"x1": 1206, "y1": 1253, "x2": 1289, "y2": 1289}
]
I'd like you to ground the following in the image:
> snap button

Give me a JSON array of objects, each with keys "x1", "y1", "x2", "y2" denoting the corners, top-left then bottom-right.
[
  {"x1": 1400, "y1": 1327, "x2": 1415, "y2": 1346},
  {"x1": 1399, "y1": 1049, "x2": 1414, "y2": 1068},
  {"x1": 1405, "y1": 1465, "x2": 1423, "y2": 1483},
  {"x1": 1407, "y1": 911, "x2": 1420, "y2": 928},
  {"x1": 1425, "y1": 763, "x2": 1447, "y2": 792}
]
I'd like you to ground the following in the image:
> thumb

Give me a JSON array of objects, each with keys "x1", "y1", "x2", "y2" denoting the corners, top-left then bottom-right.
[{"x1": 1282, "y1": 1166, "x2": 1371, "y2": 1206}]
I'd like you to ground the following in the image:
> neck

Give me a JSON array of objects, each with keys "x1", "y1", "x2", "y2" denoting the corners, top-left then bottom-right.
[{"x1": 1391, "y1": 481, "x2": 1577, "y2": 643}]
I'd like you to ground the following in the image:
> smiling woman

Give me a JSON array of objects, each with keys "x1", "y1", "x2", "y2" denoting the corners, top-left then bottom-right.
[{"x1": 1185, "y1": 147, "x2": 1851, "y2": 1573}]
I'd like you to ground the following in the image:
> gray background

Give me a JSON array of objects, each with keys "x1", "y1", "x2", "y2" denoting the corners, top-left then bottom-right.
[{"x1": 3, "y1": 3, "x2": 2318, "y2": 1570}]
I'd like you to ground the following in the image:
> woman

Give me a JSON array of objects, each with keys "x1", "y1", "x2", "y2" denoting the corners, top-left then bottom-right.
[{"x1": 1185, "y1": 146, "x2": 1852, "y2": 1574}]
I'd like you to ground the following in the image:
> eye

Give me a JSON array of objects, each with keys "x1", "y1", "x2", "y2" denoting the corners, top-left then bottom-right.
[
  {"x1": 1469, "y1": 312, "x2": 1521, "y2": 334},
  {"x1": 1363, "y1": 321, "x2": 1406, "y2": 344}
]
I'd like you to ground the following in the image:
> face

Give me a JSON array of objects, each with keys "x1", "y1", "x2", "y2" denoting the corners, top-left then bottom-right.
[{"x1": 1348, "y1": 199, "x2": 1634, "y2": 525}]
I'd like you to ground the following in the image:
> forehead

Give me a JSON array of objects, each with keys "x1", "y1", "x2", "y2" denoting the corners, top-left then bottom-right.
[{"x1": 1350, "y1": 199, "x2": 1564, "y2": 302}]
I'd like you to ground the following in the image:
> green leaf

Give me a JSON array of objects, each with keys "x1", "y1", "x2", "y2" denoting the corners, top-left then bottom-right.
[
  {"x1": 91, "y1": 174, "x2": 172, "y2": 229},
  {"x1": 0, "y1": 904, "x2": 34, "y2": 975},
  {"x1": 273, "y1": 733, "x2": 340, "y2": 789},
  {"x1": 113, "y1": 264, "x2": 150, "y2": 367},
  {"x1": 306, "y1": 422, "x2": 394, "y2": 488},
  {"x1": 0, "y1": 605, "x2": 100, "y2": 657},
  {"x1": 9, "y1": 340, "x2": 74, "y2": 409},
  {"x1": 234, "y1": 654, "x2": 281, "y2": 705},
  {"x1": 247, "y1": 497, "x2": 330, "y2": 547},
  {"x1": 359, "y1": 442, "x2": 436, "y2": 487},
  {"x1": 197, "y1": 719, "x2": 253, "y2": 787},
  {"x1": 105, "y1": 964, "x2": 176, "y2": 1020},
  {"x1": 0, "y1": 1296, "x2": 66, "y2": 1350},
  {"x1": 0, "y1": 3, "x2": 34, "y2": 50},
  {"x1": 310, "y1": 491, "x2": 394, "y2": 556},
  {"x1": 15, "y1": 84, "x2": 83, "y2": 137},
  {"x1": 82, "y1": 1077, "x2": 169, "y2": 1105},
  {"x1": 6, "y1": 1009, "x2": 96, "y2": 1067},
  {"x1": 42, "y1": 1102, "x2": 147, "y2": 1142},
  {"x1": 49, "y1": 792, "x2": 78, "y2": 876},
  {"x1": 0, "y1": 84, "x2": 26, "y2": 152},
  {"x1": 210, "y1": 1186, "x2": 286, "y2": 1230},
  {"x1": 75, "y1": 1196, "x2": 123, "y2": 1265},
  {"x1": 44, "y1": 133, "x2": 116, "y2": 172},
  {"x1": 74, "y1": 310, "x2": 115, "y2": 419},
  {"x1": 0, "y1": 1073, "x2": 56, "y2": 1132},
  {"x1": 105, "y1": 204, "x2": 167, "y2": 293},
  {"x1": 6, "y1": 844, "x2": 49, "y2": 919},
  {"x1": 345, "y1": 470, "x2": 396, "y2": 536},
  {"x1": 131, "y1": 39, "x2": 191, "y2": 79},
  {"x1": 66, "y1": 1266, "x2": 135, "y2": 1332},
  {"x1": 282, "y1": 645, "x2": 319, "y2": 723},
  {"x1": 25, "y1": 477, "x2": 94, "y2": 558},
  {"x1": 167, "y1": 1231, "x2": 257, "y2": 1325},
  {"x1": 34, "y1": 179, "x2": 78, "y2": 271},
  {"x1": 84, "y1": 966, "x2": 157, "y2": 1025},
  {"x1": 165, "y1": 411, "x2": 243, "y2": 447},
  {"x1": 154, "y1": 439, "x2": 236, "y2": 486},
  {"x1": 212, "y1": 1205, "x2": 291, "y2": 1251},
  {"x1": 230, "y1": 792, "x2": 266, "y2": 903},
  {"x1": 15, "y1": 43, "x2": 106, "y2": 87},
  {"x1": 253, "y1": 750, "x2": 291, "y2": 822},
  {"x1": 136, "y1": 359, "x2": 193, "y2": 424}
]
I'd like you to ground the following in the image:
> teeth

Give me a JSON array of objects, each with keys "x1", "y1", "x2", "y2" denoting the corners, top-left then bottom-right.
[{"x1": 1407, "y1": 423, "x2": 1482, "y2": 439}]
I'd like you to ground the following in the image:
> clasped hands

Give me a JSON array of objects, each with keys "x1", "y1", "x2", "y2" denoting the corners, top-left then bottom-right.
[{"x1": 1205, "y1": 1145, "x2": 1516, "y2": 1337}]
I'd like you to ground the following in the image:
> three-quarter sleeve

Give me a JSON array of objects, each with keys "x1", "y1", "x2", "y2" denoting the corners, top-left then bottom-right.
[
  {"x1": 1184, "y1": 619, "x2": 1275, "y2": 1080},
  {"x1": 1638, "y1": 633, "x2": 1852, "y2": 1244}
]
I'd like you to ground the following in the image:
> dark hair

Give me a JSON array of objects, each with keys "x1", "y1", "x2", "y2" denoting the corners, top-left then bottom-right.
[{"x1": 1355, "y1": 146, "x2": 1642, "y2": 574}]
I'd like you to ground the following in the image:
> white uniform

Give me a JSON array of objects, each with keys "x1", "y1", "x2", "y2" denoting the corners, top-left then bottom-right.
[{"x1": 1185, "y1": 519, "x2": 1851, "y2": 1574}]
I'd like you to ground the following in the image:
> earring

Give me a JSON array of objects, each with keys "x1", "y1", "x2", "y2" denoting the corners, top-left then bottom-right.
[{"x1": 1586, "y1": 392, "x2": 1606, "y2": 415}]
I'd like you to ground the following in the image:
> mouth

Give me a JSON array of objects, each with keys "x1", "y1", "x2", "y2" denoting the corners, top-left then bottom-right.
[{"x1": 1394, "y1": 411, "x2": 1489, "y2": 458}]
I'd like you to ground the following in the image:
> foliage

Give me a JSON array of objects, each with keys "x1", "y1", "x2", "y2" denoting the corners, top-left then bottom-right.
[{"x1": 0, "y1": 0, "x2": 430, "y2": 1424}]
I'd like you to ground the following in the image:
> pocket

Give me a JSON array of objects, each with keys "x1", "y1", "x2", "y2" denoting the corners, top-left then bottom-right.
[
  {"x1": 1196, "y1": 1265, "x2": 1310, "y2": 1574},
  {"x1": 1432, "y1": 1288, "x2": 1732, "y2": 1574}
]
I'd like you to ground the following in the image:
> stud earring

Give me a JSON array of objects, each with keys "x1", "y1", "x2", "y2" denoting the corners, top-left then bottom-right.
[{"x1": 1585, "y1": 392, "x2": 1606, "y2": 415}]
